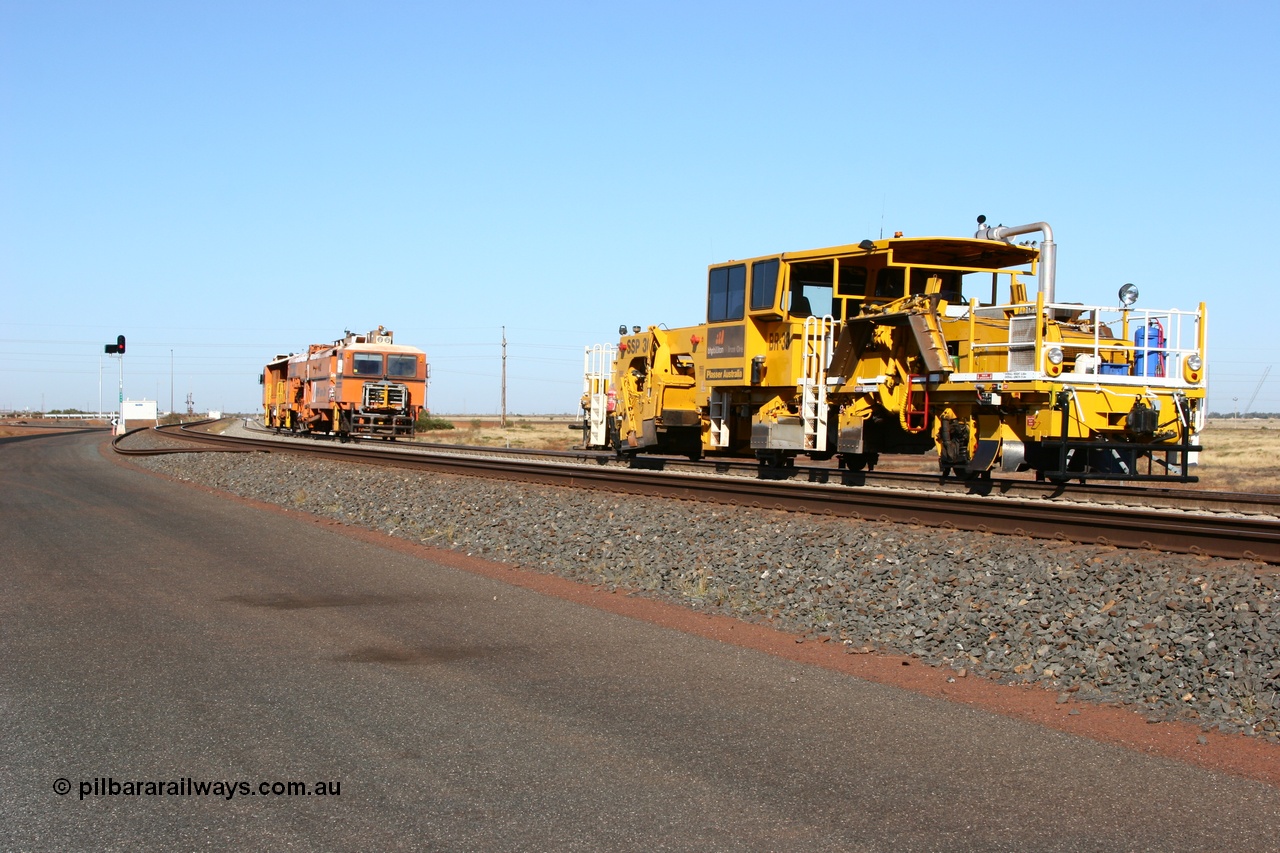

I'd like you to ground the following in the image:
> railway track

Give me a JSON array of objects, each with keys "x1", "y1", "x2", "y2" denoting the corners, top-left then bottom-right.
[
  {"x1": 115, "y1": 420, "x2": 1280, "y2": 564},
  {"x1": 233, "y1": 419, "x2": 1280, "y2": 517}
]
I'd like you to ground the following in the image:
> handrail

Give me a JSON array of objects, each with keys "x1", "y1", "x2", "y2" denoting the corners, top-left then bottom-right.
[{"x1": 961, "y1": 300, "x2": 1205, "y2": 383}]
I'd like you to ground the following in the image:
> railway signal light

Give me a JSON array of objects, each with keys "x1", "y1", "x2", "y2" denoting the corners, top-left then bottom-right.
[{"x1": 104, "y1": 334, "x2": 126, "y2": 355}]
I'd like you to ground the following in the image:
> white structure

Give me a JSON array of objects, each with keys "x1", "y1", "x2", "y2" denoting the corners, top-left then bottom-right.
[{"x1": 121, "y1": 399, "x2": 159, "y2": 432}]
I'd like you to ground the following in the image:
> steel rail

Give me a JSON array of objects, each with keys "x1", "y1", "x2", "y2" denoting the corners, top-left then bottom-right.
[
  {"x1": 111, "y1": 424, "x2": 258, "y2": 455},
  {"x1": 237, "y1": 419, "x2": 1280, "y2": 517},
  {"x1": 129, "y1": 423, "x2": 1280, "y2": 563}
]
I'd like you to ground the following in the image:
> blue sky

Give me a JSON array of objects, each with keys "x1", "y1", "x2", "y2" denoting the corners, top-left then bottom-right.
[{"x1": 2, "y1": 1, "x2": 1276, "y2": 415}]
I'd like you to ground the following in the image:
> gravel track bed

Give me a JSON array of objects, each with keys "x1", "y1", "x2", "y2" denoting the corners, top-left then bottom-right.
[
  {"x1": 232, "y1": 424, "x2": 1280, "y2": 522},
  {"x1": 128, "y1": 438, "x2": 1280, "y2": 742}
]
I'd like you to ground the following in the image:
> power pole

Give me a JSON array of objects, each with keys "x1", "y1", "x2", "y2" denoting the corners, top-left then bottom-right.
[
  {"x1": 1245, "y1": 365, "x2": 1272, "y2": 416},
  {"x1": 500, "y1": 326, "x2": 507, "y2": 428}
]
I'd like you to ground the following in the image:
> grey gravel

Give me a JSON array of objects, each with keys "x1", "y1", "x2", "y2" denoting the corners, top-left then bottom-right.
[{"x1": 128, "y1": 436, "x2": 1280, "y2": 742}]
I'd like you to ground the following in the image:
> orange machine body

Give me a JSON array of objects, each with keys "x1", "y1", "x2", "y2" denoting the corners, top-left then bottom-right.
[{"x1": 262, "y1": 326, "x2": 428, "y2": 440}]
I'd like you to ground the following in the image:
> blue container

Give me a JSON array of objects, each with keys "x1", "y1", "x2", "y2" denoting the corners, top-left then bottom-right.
[
  {"x1": 1099, "y1": 363, "x2": 1128, "y2": 376},
  {"x1": 1134, "y1": 324, "x2": 1165, "y2": 377}
]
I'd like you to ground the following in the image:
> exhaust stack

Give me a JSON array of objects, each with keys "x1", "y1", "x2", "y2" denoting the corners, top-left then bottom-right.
[{"x1": 974, "y1": 216, "x2": 1056, "y2": 304}]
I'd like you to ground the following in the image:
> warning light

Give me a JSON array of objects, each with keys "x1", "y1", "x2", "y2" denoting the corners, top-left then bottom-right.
[{"x1": 104, "y1": 334, "x2": 126, "y2": 355}]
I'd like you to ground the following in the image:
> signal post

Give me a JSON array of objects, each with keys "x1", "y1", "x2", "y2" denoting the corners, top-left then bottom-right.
[{"x1": 104, "y1": 334, "x2": 126, "y2": 434}]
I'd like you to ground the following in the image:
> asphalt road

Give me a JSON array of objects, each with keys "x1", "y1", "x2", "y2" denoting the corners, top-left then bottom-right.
[{"x1": 3, "y1": 430, "x2": 1280, "y2": 851}]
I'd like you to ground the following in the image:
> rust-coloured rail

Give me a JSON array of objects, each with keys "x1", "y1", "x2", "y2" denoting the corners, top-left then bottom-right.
[
  {"x1": 234, "y1": 418, "x2": 1280, "y2": 517},
  {"x1": 117, "y1": 422, "x2": 1280, "y2": 564}
]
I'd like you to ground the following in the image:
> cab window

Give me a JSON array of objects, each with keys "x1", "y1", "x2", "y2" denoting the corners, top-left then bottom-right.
[
  {"x1": 750, "y1": 258, "x2": 779, "y2": 311},
  {"x1": 789, "y1": 260, "x2": 835, "y2": 318},
  {"x1": 387, "y1": 355, "x2": 418, "y2": 378},
  {"x1": 909, "y1": 268, "x2": 964, "y2": 302},
  {"x1": 874, "y1": 268, "x2": 905, "y2": 299},
  {"x1": 353, "y1": 353, "x2": 383, "y2": 376},
  {"x1": 837, "y1": 262, "x2": 869, "y2": 319},
  {"x1": 708, "y1": 264, "x2": 746, "y2": 323},
  {"x1": 836, "y1": 264, "x2": 868, "y2": 297}
]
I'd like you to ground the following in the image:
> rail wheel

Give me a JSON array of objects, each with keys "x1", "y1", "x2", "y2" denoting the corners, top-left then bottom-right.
[
  {"x1": 838, "y1": 452, "x2": 878, "y2": 472},
  {"x1": 756, "y1": 450, "x2": 795, "y2": 469},
  {"x1": 608, "y1": 417, "x2": 634, "y2": 462}
]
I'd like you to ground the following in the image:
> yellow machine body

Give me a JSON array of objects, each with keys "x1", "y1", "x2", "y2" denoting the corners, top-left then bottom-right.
[{"x1": 585, "y1": 220, "x2": 1206, "y2": 481}]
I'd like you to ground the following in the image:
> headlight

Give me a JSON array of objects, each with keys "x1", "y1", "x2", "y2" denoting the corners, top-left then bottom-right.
[
  {"x1": 1046, "y1": 347, "x2": 1064, "y2": 366},
  {"x1": 1183, "y1": 352, "x2": 1204, "y2": 383}
]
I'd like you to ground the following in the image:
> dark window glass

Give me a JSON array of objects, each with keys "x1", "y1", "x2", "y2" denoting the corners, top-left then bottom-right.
[
  {"x1": 353, "y1": 353, "x2": 383, "y2": 376},
  {"x1": 726, "y1": 264, "x2": 745, "y2": 319},
  {"x1": 708, "y1": 267, "x2": 727, "y2": 321},
  {"x1": 750, "y1": 259, "x2": 779, "y2": 310},
  {"x1": 387, "y1": 355, "x2": 417, "y2": 377},
  {"x1": 909, "y1": 268, "x2": 964, "y2": 302},
  {"x1": 708, "y1": 264, "x2": 746, "y2": 322},
  {"x1": 874, "y1": 268, "x2": 905, "y2": 299},
  {"x1": 836, "y1": 264, "x2": 868, "y2": 297}
]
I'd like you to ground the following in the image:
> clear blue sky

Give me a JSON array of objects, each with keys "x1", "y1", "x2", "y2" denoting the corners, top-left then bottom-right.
[{"x1": 2, "y1": 1, "x2": 1276, "y2": 415}]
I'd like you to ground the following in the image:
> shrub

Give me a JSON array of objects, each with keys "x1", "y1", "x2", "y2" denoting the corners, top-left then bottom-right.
[{"x1": 416, "y1": 412, "x2": 456, "y2": 431}]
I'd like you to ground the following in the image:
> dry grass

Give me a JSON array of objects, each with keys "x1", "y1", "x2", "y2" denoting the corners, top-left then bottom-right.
[
  {"x1": 1195, "y1": 419, "x2": 1280, "y2": 493},
  {"x1": 415, "y1": 416, "x2": 584, "y2": 451},
  {"x1": 0, "y1": 419, "x2": 109, "y2": 439}
]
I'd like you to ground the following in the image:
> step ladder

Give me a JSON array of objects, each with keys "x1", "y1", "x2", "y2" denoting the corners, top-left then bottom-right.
[
  {"x1": 801, "y1": 315, "x2": 834, "y2": 451},
  {"x1": 582, "y1": 343, "x2": 616, "y2": 447},
  {"x1": 709, "y1": 390, "x2": 730, "y2": 448},
  {"x1": 904, "y1": 374, "x2": 929, "y2": 433}
]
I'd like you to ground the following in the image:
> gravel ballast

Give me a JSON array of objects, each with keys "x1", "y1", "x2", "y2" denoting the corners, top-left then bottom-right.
[{"x1": 128, "y1": 443, "x2": 1280, "y2": 742}]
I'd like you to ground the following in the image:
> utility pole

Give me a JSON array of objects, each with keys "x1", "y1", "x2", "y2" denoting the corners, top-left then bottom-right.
[
  {"x1": 1245, "y1": 366, "x2": 1272, "y2": 416},
  {"x1": 170, "y1": 349, "x2": 174, "y2": 417},
  {"x1": 500, "y1": 326, "x2": 507, "y2": 428}
]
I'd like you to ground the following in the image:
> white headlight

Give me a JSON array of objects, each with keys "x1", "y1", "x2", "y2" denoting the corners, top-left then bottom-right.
[
  {"x1": 1047, "y1": 347, "x2": 1064, "y2": 366},
  {"x1": 1187, "y1": 353, "x2": 1202, "y2": 371}
]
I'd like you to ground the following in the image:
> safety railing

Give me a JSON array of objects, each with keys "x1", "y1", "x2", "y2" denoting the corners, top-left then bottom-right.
[
  {"x1": 964, "y1": 295, "x2": 1205, "y2": 385},
  {"x1": 800, "y1": 315, "x2": 835, "y2": 450},
  {"x1": 581, "y1": 344, "x2": 616, "y2": 448}
]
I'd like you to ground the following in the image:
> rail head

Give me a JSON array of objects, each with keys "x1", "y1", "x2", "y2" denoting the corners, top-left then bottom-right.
[{"x1": 111, "y1": 422, "x2": 1280, "y2": 564}]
